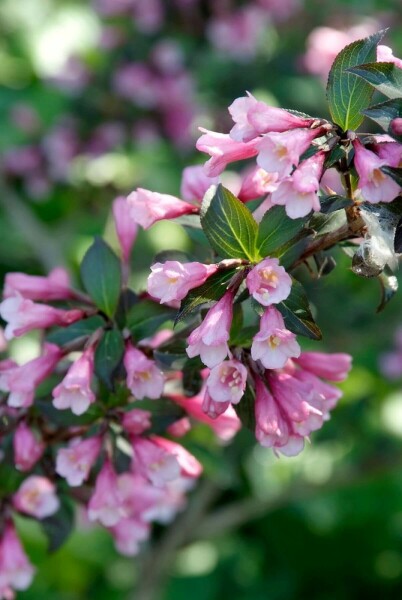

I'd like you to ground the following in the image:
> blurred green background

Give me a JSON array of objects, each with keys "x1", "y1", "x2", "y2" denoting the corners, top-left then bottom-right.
[{"x1": 1, "y1": 0, "x2": 402, "y2": 598}]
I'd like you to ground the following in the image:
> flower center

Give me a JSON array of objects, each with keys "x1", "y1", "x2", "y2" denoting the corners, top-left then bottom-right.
[{"x1": 268, "y1": 335, "x2": 281, "y2": 349}]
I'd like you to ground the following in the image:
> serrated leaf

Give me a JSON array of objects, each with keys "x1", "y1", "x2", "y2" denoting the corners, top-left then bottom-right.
[
  {"x1": 47, "y1": 316, "x2": 105, "y2": 346},
  {"x1": 80, "y1": 238, "x2": 122, "y2": 318},
  {"x1": 380, "y1": 166, "x2": 402, "y2": 186},
  {"x1": 126, "y1": 300, "x2": 175, "y2": 341},
  {"x1": 377, "y1": 268, "x2": 398, "y2": 312},
  {"x1": 319, "y1": 195, "x2": 354, "y2": 213},
  {"x1": 323, "y1": 143, "x2": 345, "y2": 168},
  {"x1": 362, "y1": 98, "x2": 402, "y2": 141},
  {"x1": 256, "y1": 206, "x2": 308, "y2": 259},
  {"x1": 277, "y1": 280, "x2": 322, "y2": 340},
  {"x1": 327, "y1": 30, "x2": 385, "y2": 131},
  {"x1": 175, "y1": 268, "x2": 238, "y2": 324},
  {"x1": 348, "y1": 61, "x2": 402, "y2": 100},
  {"x1": 42, "y1": 497, "x2": 74, "y2": 552},
  {"x1": 200, "y1": 184, "x2": 258, "y2": 260},
  {"x1": 309, "y1": 210, "x2": 347, "y2": 235},
  {"x1": 94, "y1": 329, "x2": 125, "y2": 389}
]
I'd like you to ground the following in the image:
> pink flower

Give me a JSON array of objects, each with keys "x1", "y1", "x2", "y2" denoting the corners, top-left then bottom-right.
[
  {"x1": 52, "y1": 346, "x2": 96, "y2": 415},
  {"x1": 196, "y1": 128, "x2": 260, "y2": 177},
  {"x1": 167, "y1": 417, "x2": 191, "y2": 437},
  {"x1": 13, "y1": 423, "x2": 44, "y2": 472},
  {"x1": 229, "y1": 93, "x2": 315, "y2": 142},
  {"x1": 251, "y1": 307, "x2": 300, "y2": 369},
  {"x1": 180, "y1": 165, "x2": 219, "y2": 202},
  {"x1": 13, "y1": 476, "x2": 59, "y2": 519},
  {"x1": 391, "y1": 118, "x2": 402, "y2": 136},
  {"x1": 202, "y1": 388, "x2": 231, "y2": 419},
  {"x1": 148, "y1": 261, "x2": 217, "y2": 304},
  {"x1": 122, "y1": 408, "x2": 152, "y2": 436},
  {"x1": 3, "y1": 267, "x2": 73, "y2": 301},
  {"x1": 56, "y1": 436, "x2": 102, "y2": 486},
  {"x1": 377, "y1": 45, "x2": 402, "y2": 68},
  {"x1": 111, "y1": 518, "x2": 150, "y2": 556},
  {"x1": 375, "y1": 141, "x2": 402, "y2": 167},
  {"x1": 0, "y1": 343, "x2": 62, "y2": 408},
  {"x1": 271, "y1": 152, "x2": 325, "y2": 218},
  {"x1": 257, "y1": 128, "x2": 323, "y2": 179},
  {"x1": 353, "y1": 140, "x2": 400, "y2": 203},
  {"x1": 112, "y1": 196, "x2": 138, "y2": 262},
  {"x1": 127, "y1": 188, "x2": 197, "y2": 229},
  {"x1": 246, "y1": 258, "x2": 292, "y2": 306},
  {"x1": 186, "y1": 291, "x2": 234, "y2": 368},
  {"x1": 88, "y1": 461, "x2": 126, "y2": 527},
  {"x1": 207, "y1": 359, "x2": 247, "y2": 404},
  {"x1": 252, "y1": 196, "x2": 275, "y2": 223},
  {"x1": 0, "y1": 523, "x2": 35, "y2": 593},
  {"x1": 151, "y1": 436, "x2": 203, "y2": 479},
  {"x1": 132, "y1": 437, "x2": 181, "y2": 487},
  {"x1": 124, "y1": 343, "x2": 164, "y2": 400},
  {"x1": 294, "y1": 351, "x2": 352, "y2": 381},
  {"x1": 0, "y1": 294, "x2": 84, "y2": 340},
  {"x1": 293, "y1": 369, "x2": 342, "y2": 417},
  {"x1": 238, "y1": 166, "x2": 279, "y2": 202}
]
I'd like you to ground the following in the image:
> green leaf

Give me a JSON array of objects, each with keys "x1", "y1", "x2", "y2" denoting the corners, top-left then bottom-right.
[
  {"x1": 80, "y1": 237, "x2": 122, "y2": 318},
  {"x1": 36, "y1": 399, "x2": 102, "y2": 426},
  {"x1": 126, "y1": 300, "x2": 175, "y2": 340},
  {"x1": 153, "y1": 339, "x2": 189, "y2": 370},
  {"x1": 319, "y1": 195, "x2": 354, "y2": 214},
  {"x1": 47, "y1": 316, "x2": 105, "y2": 346},
  {"x1": 277, "y1": 280, "x2": 322, "y2": 340},
  {"x1": 200, "y1": 184, "x2": 258, "y2": 260},
  {"x1": 42, "y1": 497, "x2": 75, "y2": 552},
  {"x1": 380, "y1": 166, "x2": 402, "y2": 187},
  {"x1": 234, "y1": 385, "x2": 256, "y2": 432},
  {"x1": 175, "y1": 268, "x2": 238, "y2": 324},
  {"x1": 309, "y1": 210, "x2": 347, "y2": 235},
  {"x1": 327, "y1": 30, "x2": 385, "y2": 131},
  {"x1": 348, "y1": 61, "x2": 402, "y2": 100},
  {"x1": 362, "y1": 98, "x2": 402, "y2": 141},
  {"x1": 94, "y1": 329, "x2": 125, "y2": 389},
  {"x1": 377, "y1": 268, "x2": 398, "y2": 313},
  {"x1": 323, "y1": 143, "x2": 346, "y2": 168},
  {"x1": 256, "y1": 206, "x2": 308, "y2": 259}
]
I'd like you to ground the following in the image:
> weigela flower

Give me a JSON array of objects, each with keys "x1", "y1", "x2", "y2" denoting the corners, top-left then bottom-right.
[
  {"x1": 353, "y1": 139, "x2": 401, "y2": 203},
  {"x1": 124, "y1": 343, "x2": 164, "y2": 400},
  {"x1": 202, "y1": 388, "x2": 231, "y2": 419},
  {"x1": 148, "y1": 261, "x2": 217, "y2": 304},
  {"x1": 52, "y1": 346, "x2": 96, "y2": 416},
  {"x1": 0, "y1": 523, "x2": 35, "y2": 594},
  {"x1": 251, "y1": 306, "x2": 300, "y2": 369},
  {"x1": 56, "y1": 436, "x2": 102, "y2": 487},
  {"x1": 180, "y1": 165, "x2": 219, "y2": 202},
  {"x1": 246, "y1": 257, "x2": 292, "y2": 306},
  {"x1": 110, "y1": 518, "x2": 150, "y2": 557},
  {"x1": 229, "y1": 93, "x2": 315, "y2": 142},
  {"x1": 377, "y1": 45, "x2": 402, "y2": 68},
  {"x1": 132, "y1": 437, "x2": 181, "y2": 487},
  {"x1": 112, "y1": 196, "x2": 138, "y2": 262},
  {"x1": 127, "y1": 188, "x2": 196, "y2": 229},
  {"x1": 295, "y1": 351, "x2": 352, "y2": 381},
  {"x1": 13, "y1": 423, "x2": 44, "y2": 472},
  {"x1": 0, "y1": 294, "x2": 84, "y2": 340},
  {"x1": 122, "y1": 408, "x2": 152, "y2": 436},
  {"x1": 3, "y1": 267, "x2": 73, "y2": 301},
  {"x1": 151, "y1": 436, "x2": 203, "y2": 479},
  {"x1": 186, "y1": 291, "x2": 234, "y2": 368},
  {"x1": 391, "y1": 118, "x2": 402, "y2": 136},
  {"x1": 238, "y1": 166, "x2": 279, "y2": 202},
  {"x1": 271, "y1": 152, "x2": 325, "y2": 218},
  {"x1": 13, "y1": 476, "x2": 59, "y2": 519},
  {"x1": 206, "y1": 359, "x2": 247, "y2": 404},
  {"x1": 196, "y1": 128, "x2": 260, "y2": 177},
  {"x1": 88, "y1": 461, "x2": 127, "y2": 527}
]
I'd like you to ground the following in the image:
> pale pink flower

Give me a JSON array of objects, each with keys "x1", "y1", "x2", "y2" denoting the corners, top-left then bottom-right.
[
  {"x1": 0, "y1": 343, "x2": 62, "y2": 408},
  {"x1": 88, "y1": 461, "x2": 126, "y2": 527},
  {"x1": 112, "y1": 196, "x2": 138, "y2": 262},
  {"x1": 246, "y1": 258, "x2": 292, "y2": 306},
  {"x1": 252, "y1": 196, "x2": 275, "y2": 223},
  {"x1": 271, "y1": 152, "x2": 325, "y2": 218},
  {"x1": 377, "y1": 45, "x2": 402, "y2": 68},
  {"x1": 375, "y1": 141, "x2": 402, "y2": 167},
  {"x1": 196, "y1": 128, "x2": 260, "y2": 177},
  {"x1": 0, "y1": 523, "x2": 35, "y2": 593},
  {"x1": 3, "y1": 267, "x2": 72, "y2": 302},
  {"x1": 229, "y1": 93, "x2": 314, "y2": 142},
  {"x1": 116, "y1": 472, "x2": 166, "y2": 521},
  {"x1": 52, "y1": 346, "x2": 96, "y2": 415},
  {"x1": 122, "y1": 408, "x2": 152, "y2": 436},
  {"x1": 151, "y1": 436, "x2": 203, "y2": 479},
  {"x1": 56, "y1": 436, "x2": 102, "y2": 486},
  {"x1": 320, "y1": 167, "x2": 344, "y2": 195},
  {"x1": 293, "y1": 369, "x2": 342, "y2": 418},
  {"x1": 251, "y1": 307, "x2": 300, "y2": 369},
  {"x1": 186, "y1": 291, "x2": 233, "y2": 368},
  {"x1": 353, "y1": 140, "x2": 401, "y2": 203},
  {"x1": 132, "y1": 437, "x2": 181, "y2": 487},
  {"x1": 206, "y1": 359, "x2": 247, "y2": 404},
  {"x1": 294, "y1": 351, "x2": 352, "y2": 381},
  {"x1": 111, "y1": 518, "x2": 150, "y2": 556},
  {"x1": 238, "y1": 166, "x2": 279, "y2": 201},
  {"x1": 391, "y1": 118, "x2": 402, "y2": 136},
  {"x1": 180, "y1": 165, "x2": 219, "y2": 202},
  {"x1": 167, "y1": 417, "x2": 191, "y2": 437},
  {"x1": 202, "y1": 388, "x2": 231, "y2": 419},
  {"x1": 148, "y1": 261, "x2": 217, "y2": 304},
  {"x1": 13, "y1": 476, "x2": 59, "y2": 519},
  {"x1": 127, "y1": 188, "x2": 197, "y2": 229},
  {"x1": 257, "y1": 128, "x2": 322, "y2": 179},
  {"x1": 13, "y1": 423, "x2": 44, "y2": 472},
  {"x1": 0, "y1": 294, "x2": 84, "y2": 340},
  {"x1": 124, "y1": 343, "x2": 164, "y2": 400}
]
